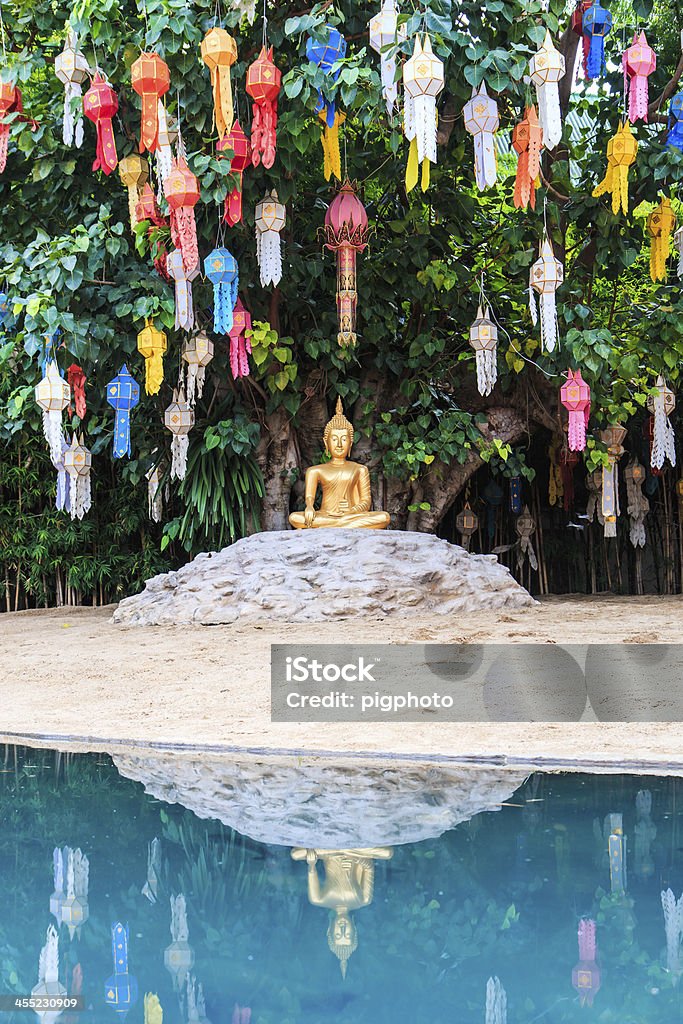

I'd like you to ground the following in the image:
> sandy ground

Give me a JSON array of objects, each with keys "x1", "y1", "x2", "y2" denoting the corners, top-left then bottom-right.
[{"x1": 1, "y1": 595, "x2": 683, "y2": 774}]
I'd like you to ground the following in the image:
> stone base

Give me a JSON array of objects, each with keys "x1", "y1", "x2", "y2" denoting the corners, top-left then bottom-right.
[{"x1": 113, "y1": 529, "x2": 534, "y2": 626}]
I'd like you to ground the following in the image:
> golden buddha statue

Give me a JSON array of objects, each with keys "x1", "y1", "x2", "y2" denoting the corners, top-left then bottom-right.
[
  {"x1": 289, "y1": 398, "x2": 391, "y2": 530},
  {"x1": 291, "y1": 846, "x2": 393, "y2": 977}
]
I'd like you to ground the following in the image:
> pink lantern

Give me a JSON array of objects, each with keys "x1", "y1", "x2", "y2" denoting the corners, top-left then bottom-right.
[
  {"x1": 229, "y1": 297, "x2": 252, "y2": 379},
  {"x1": 560, "y1": 369, "x2": 590, "y2": 451},
  {"x1": 323, "y1": 178, "x2": 369, "y2": 347},
  {"x1": 624, "y1": 32, "x2": 656, "y2": 123}
]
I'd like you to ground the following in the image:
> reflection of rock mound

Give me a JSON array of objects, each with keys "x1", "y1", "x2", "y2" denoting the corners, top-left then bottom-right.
[
  {"x1": 113, "y1": 530, "x2": 533, "y2": 625},
  {"x1": 113, "y1": 753, "x2": 527, "y2": 848}
]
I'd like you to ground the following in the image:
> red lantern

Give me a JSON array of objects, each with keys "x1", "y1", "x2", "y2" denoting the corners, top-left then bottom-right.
[
  {"x1": 324, "y1": 179, "x2": 370, "y2": 347},
  {"x1": 246, "y1": 46, "x2": 281, "y2": 169},
  {"x1": 136, "y1": 182, "x2": 166, "y2": 226},
  {"x1": 164, "y1": 158, "x2": 200, "y2": 275},
  {"x1": 83, "y1": 75, "x2": 119, "y2": 175},
  {"x1": 0, "y1": 81, "x2": 21, "y2": 173},
  {"x1": 560, "y1": 369, "x2": 591, "y2": 452},
  {"x1": 217, "y1": 119, "x2": 251, "y2": 225},
  {"x1": 229, "y1": 297, "x2": 252, "y2": 379},
  {"x1": 131, "y1": 52, "x2": 170, "y2": 154},
  {"x1": 67, "y1": 364, "x2": 87, "y2": 420},
  {"x1": 572, "y1": 1, "x2": 593, "y2": 79}
]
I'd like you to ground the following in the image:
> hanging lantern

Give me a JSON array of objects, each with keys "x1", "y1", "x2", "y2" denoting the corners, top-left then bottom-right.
[
  {"x1": 164, "y1": 894, "x2": 195, "y2": 992},
  {"x1": 624, "y1": 458, "x2": 648, "y2": 548},
  {"x1": 60, "y1": 847, "x2": 90, "y2": 939},
  {"x1": 155, "y1": 102, "x2": 177, "y2": 201},
  {"x1": 201, "y1": 27, "x2": 238, "y2": 140},
  {"x1": 667, "y1": 92, "x2": 683, "y2": 149},
  {"x1": 83, "y1": 75, "x2": 119, "y2": 175},
  {"x1": 463, "y1": 82, "x2": 499, "y2": 191},
  {"x1": 515, "y1": 506, "x2": 538, "y2": 572},
  {"x1": 217, "y1": 119, "x2": 251, "y2": 225},
  {"x1": 600, "y1": 425, "x2": 627, "y2": 537},
  {"x1": 165, "y1": 157, "x2": 200, "y2": 275},
  {"x1": 456, "y1": 502, "x2": 478, "y2": 551},
  {"x1": 55, "y1": 29, "x2": 89, "y2": 148},
  {"x1": 204, "y1": 247, "x2": 239, "y2": 335},
  {"x1": 369, "y1": 0, "x2": 406, "y2": 117},
  {"x1": 571, "y1": 1, "x2": 593, "y2": 81},
  {"x1": 624, "y1": 32, "x2": 656, "y2": 123},
  {"x1": 165, "y1": 389, "x2": 194, "y2": 481},
  {"x1": 255, "y1": 190, "x2": 286, "y2": 288},
  {"x1": 53, "y1": 439, "x2": 71, "y2": 516},
  {"x1": 509, "y1": 476, "x2": 523, "y2": 514},
  {"x1": 229, "y1": 297, "x2": 252, "y2": 379},
  {"x1": 246, "y1": 46, "x2": 281, "y2": 170},
  {"x1": 136, "y1": 182, "x2": 165, "y2": 225},
  {"x1": 306, "y1": 25, "x2": 347, "y2": 130},
  {"x1": 549, "y1": 441, "x2": 564, "y2": 506},
  {"x1": 167, "y1": 250, "x2": 196, "y2": 331},
  {"x1": 131, "y1": 52, "x2": 170, "y2": 153},
  {"x1": 323, "y1": 178, "x2": 370, "y2": 347},
  {"x1": 119, "y1": 154, "x2": 149, "y2": 233},
  {"x1": 0, "y1": 290, "x2": 9, "y2": 324},
  {"x1": 647, "y1": 375, "x2": 676, "y2": 469},
  {"x1": 403, "y1": 34, "x2": 444, "y2": 192},
  {"x1": 529, "y1": 31, "x2": 565, "y2": 152},
  {"x1": 529, "y1": 234, "x2": 563, "y2": 353},
  {"x1": 469, "y1": 305, "x2": 497, "y2": 397},
  {"x1": 561, "y1": 369, "x2": 591, "y2": 451},
  {"x1": 106, "y1": 364, "x2": 140, "y2": 459},
  {"x1": 182, "y1": 331, "x2": 214, "y2": 405},
  {"x1": 647, "y1": 196, "x2": 676, "y2": 282},
  {"x1": 147, "y1": 465, "x2": 163, "y2": 523},
  {"x1": 105, "y1": 923, "x2": 138, "y2": 1018},
  {"x1": 512, "y1": 105, "x2": 542, "y2": 211},
  {"x1": 582, "y1": 0, "x2": 612, "y2": 80},
  {"x1": 572, "y1": 919, "x2": 601, "y2": 1007},
  {"x1": 36, "y1": 361, "x2": 71, "y2": 463},
  {"x1": 0, "y1": 81, "x2": 21, "y2": 174},
  {"x1": 32, "y1": 926, "x2": 66, "y2": 1008},
  {"x1": 137, "y1": 320, "x2": 167, "y2": 396},
  {"x1": 67, "y1": 363, "x2": 87, "y2": 420},
  {"x1": 63, "y1": 435, "x2": 92, "y2": 520},
  {"x1": 592, "y1": 120, "x2": 637, "y2": 216}
]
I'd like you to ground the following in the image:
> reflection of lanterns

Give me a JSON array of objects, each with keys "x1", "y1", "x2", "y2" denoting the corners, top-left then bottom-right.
[
  {"x1": 634, "y1": 789, "x2": 656, "y2": 879},
  {"x1": 572, "y1": 918, "x2": 601, "y2": 1007},
  {"x1": 529, "y1": 31, "x2": 565, "y2": 152},
  {"x1": 105, "y1": 922, "x2": 138, "y2": 1018},
  {"x1": 83, "y1": 75, "x2": 119, "y2": 175},
  {"x1": 144, "y1": 993, "x2": 163, "y2": 1024},
  {"x1": 560, "y1": 369, "x2": 590, "y2": 452},
  {"x1": 469, "y1": 305, "x2": 497, "y2": 396},
  {"x1": 456, "y1": 502, "x2": 478, "y2": 551},
  {"x1": 204, "y1": 247, "x2": 239, "y2": 335},
  {"x1": 661, "y1": 888, "x2": 683, "y2": 980},
  {"x1": 624, "y1": 32, "x2": 656, "y2": 123},
  {"x1": 217, "y1": 120, "x2": 251, "y2": 225},
  {"x1": 164, "y1": 894, "x2": 195, "y2": 991},
  {"x1": 63, "y1": 435, "x2": 92, "y2": 520},
  {"x1": 529, "y1": 234, "x2": 563, "y2": 353},
  {"x1": 137, "y1": 320, "x2": 167, "y2": 396},
  {"x1": 36, "y1": 362, "x2": 71, "y2": 463},
  {"x1": 369, "y1": 0, "x2": 406, "y2": 117},
  {"x1": 131, "y1": 52, "x2": 170, "y2": 153},
  {"x1": 246, "y1": 47, "x2": 281, "y2": 169},
  {"x1": 61, "y1": 847, "x2": 90, "y2": 940},
  {"x1": 55, "y1": 29, "x2": 89, "y2": 147},
  {"x1": 512, "y1": 105, "x2": 542, "y2": 211},
  {"x1": 592, "y1": 120, "x2": 637, "y2": 216},
  {"x1": 463, "y1": 83, "x2": 499, "y2": 191},
  {"x1": 165, "y1": 158, "x2": 200, "y2": 275},
  {"x1": 582, "y1": 0, "x2": 612, "y2": 79},
  {"x1": 182, "y1": 331, "x2": 214, "y2": 406},
  {"x1": 624, "y1": 458, "x2": 648, "y2": 549},
  {"x1": 32, "y1": 925, "x2": 66, "y2": 1023},
  {"x1": 107, "y1": 365, "x2": 140, "y2": 460},
  {"x1": 51, "y1": 847, "x2": 68, "y2": 923},
  {"x1": 255, "y1": 190, "x2": 286, "y2": 288},
  {"x1": 201, "y1": 27, "x2": 237, "y2": 140},
  {"x1": 229, "y1": 297, "x2": 252, "y2": 380},
  {"x1": 647, "y1": 196, "x2": 676, "y2": 282},
  {"x1": 165, "y1": 390, "x2": 194, "y2": 482},
  {"x1": 403, "y1": 34, "x2": 444, "y2": 192},
  {"x1": 119, "y1": 154, "x2": 149, "y2": 232},
  {"x1": 324, "y1": 179, "x2": 369, "y2": 347},
  {"x1": 515, "y1": 505, "x2": 538, "y2": 572},
  {"x1": 647, "y1": 376, "x2": 676, "y2": 470},
  {"x1": 606, "y1": 812, "x2": 626, "y2": 893}
]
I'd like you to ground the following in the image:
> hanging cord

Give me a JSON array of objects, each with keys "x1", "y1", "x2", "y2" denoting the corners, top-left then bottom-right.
[
  {"x1": 0, "y1": 2, "x2": 7, "y2": 65},
  {"x1": 262, "y1": 0, "x2": 268, "y2": 48},
  {"x1": 478, "y1": 269, "x2": 560, "y2": 382},
  {"x1": 140, "y1": 0, "x2": 149, "y2": 49}
]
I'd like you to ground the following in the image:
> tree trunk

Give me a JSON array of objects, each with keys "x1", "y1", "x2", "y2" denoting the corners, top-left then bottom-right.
[{"x1": 255, "y1": 406, "x2": 299, "y2": 531}]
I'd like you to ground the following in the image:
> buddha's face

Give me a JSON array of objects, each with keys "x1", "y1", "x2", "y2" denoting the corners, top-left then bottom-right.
[
  {"x1": 328, "y1": 427, "x2": 351, "y2": 459},
  {"x1": 331, "y1": 912, "x2": 356, "y2": 947}
]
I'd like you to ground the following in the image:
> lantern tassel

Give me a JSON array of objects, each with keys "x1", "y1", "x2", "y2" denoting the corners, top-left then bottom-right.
[
  {"x1": 321, "y1": 114, "x2": 343, "y2": 181},
  {"x1": 213, "y1": 281, "x2": 237, "y2": 335},
  {"x1": 70, "y1": 472, "x2": 91, "y2": 521},
  {"x1": 63, "y1": 82, "x2": 84, "y2": 148},
  {"x1": 92, "y1": 117, "x2": 118, "y2": 175},
  {"x1": 256, "y1": 229, "x2": 282, "y2": 287},
  {"x1": 224, "y1": 173, "x2": 244, "y2": 225},
  {"x1": 586, "y1": 36, "x2": 605, "y2": 80},
  {"x1": 539, "y1": 292, "x2": 558, "y2": 352},
  {"x1": 170, "y1": 434, "x2": 189, "y2": 481},
  {"x1": 475, "y1": 349, "x2": 497, "y2": 397},
  {"x1": 651, "y1": 391, "x2": 676, "y2": 469},
  {"x1": 536, "y1": 82, "x2": 562, "y2": 151},
  {"x1": 528, "y1": 286, "x2": 538, "y2": 328},
  {"x1": 568, "y1": 410, "x2": 588, "y2": 452},
  {"x1": 43, "y1": 410, "x2": 65, "y2": 465},
  {"x1": 212, "y1": 65, "x2": 234, "y2": 140},
  {"x1": 230, "y1": 334, "x2": 251, "y2": 379},
  {"x1": 155, "y1": 101, "x2": 174, "y2": 200},
  {"x1": 147, "y1": 469, "x2": 163, "y2": 523},
  {"x1": 171, "y1": 207, "x2": 200, "y2": 276}
]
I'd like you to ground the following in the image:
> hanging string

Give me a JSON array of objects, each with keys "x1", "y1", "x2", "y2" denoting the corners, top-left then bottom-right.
[
  {"x1": 0, "y1": 2, "x2": 7, "y2": 65},
  {"x1": 262, "y1": 0, "x2": 268, "y2": 47},
  {"x1": 140, "y1": 0, "x2": 149, "y2": 49}
]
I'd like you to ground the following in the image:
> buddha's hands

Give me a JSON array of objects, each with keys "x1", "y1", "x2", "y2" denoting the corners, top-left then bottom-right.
[
  {"x1": 304, "y1": 505, "x2": 316, "y2": 527},
  {"x1": 306, "y1": 850, "x2": 318, "y2": 865}
]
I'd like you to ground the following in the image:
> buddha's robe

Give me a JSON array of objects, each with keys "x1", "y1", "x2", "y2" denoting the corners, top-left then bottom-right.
[{"x1": 289, "y1": 461, "x2": 390, "y2": 529}]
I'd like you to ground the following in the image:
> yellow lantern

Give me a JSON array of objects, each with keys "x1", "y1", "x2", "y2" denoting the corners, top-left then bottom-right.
[
  {"x1": 119, "y1": 154, "x2": 149, "y2": 232},
  {"x1": 201, "y1": 27, "x2": 238, "y2": 140},
  {"x1": 592, "y1": 120, "x2": 637, "y2": 215},
  {"x1": 647, "y1": 196, "x2": 676, "y2": 282},
  {"x1": 137, "y1": 319, "x2": 167, "y2": 395}
]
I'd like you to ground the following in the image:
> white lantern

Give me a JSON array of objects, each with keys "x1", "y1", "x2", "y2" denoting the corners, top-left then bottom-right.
[
  {"x1": 147, "y1": 465, "x2": 163, "y2": 523},
  {"x1": 529, "y1": 234, "x2": 563, "y2": 353},
  {"x1": 462, "y1": 82, "x2": 499, "y2": 190},
  {"x1": 165, "y1": 389, "x2": 195, "y2": 481},
  {"x1": 36, "y1": 361, "x2": 71, "y2": 463},
  {"x1": 63, "y1": 434, "x2": 92, "y2": 520},
  {"x1": 369, "y1": 0, "x2": 406, "y2": 117},
  {"x1": 55, "y1": 29, "x2": 90, "y2": 147},
  {"x1": 31, "y1": 925, "x2": 66, "y2": 1024},
  {"x1": 182, "y1": 330, "x2": 214, "y2": 405},
  {"x1": 255, "y1": 190, "x2": 286, "y2": 287},
  {"x1": 402, "y1": 33, "x2": 444, "y2": 192},
  {"x1": 624, "y1": 458, "x2": 648, "y2": 548},
  {"x1": 167, "y1": 250, "x2": 196, "y2": 331},
  {"x1": 469, "y1": 305, "x2": 498, "y2": 396},
  {"x1": 529, "y1": 30, "x2": 565, "y2": 152},
  {"x1": 647, "y1": 375, "x2": 676, "y2": 470}
]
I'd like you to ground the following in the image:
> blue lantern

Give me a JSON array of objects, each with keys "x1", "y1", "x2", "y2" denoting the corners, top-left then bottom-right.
[
  {"x1": 509, "y1": 476, "x2": 523, "y2": 514},
  {"x1": 582, "y1": 0, "x2": 612, "y2": 79},
  {"x1": 0, "y1": 291, "x2": 9, "y2": 325},
  {"x1": 667, "y1": 92, "x2": 683, "y2": 149},
  {"x1": 106, "y1": 365, "x2": 140, "y2": 459},
  {"x1": 306, "y1": 25, "x2": 347, "y2": 127},
  {"x1": 204, "y1": 247, "x2": 239, "y2": 335},
  {"x1": 104, "y1": 923, "x2": 138, "y2": 1019}
]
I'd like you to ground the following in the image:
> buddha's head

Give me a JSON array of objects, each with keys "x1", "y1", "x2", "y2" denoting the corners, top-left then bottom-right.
[
  {"x1": 327, "y1": 911, "x2": 358, "y2": 978},
  {"x1": 323, "y1": 397, "x2": 354, "y2": 459}
]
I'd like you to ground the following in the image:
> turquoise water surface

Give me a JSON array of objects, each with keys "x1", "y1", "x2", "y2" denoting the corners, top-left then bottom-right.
[{"x1": 1, "y1": 747, "x2": 683, "y2": 1023}]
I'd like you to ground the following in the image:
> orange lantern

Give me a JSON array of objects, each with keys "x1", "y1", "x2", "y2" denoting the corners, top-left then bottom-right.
[
  {"x1": 131, "y1": 52, "x2": 170, "y2": 153},
  {"x1": 513, "y1": 105, "x2": 542, "y2": 211},
  {"x1": 165, "y1": 157, "x2": 200, "y2": 275},
  {"x1": 200, "y1": 27, "x2": 237, "y2": 140}
]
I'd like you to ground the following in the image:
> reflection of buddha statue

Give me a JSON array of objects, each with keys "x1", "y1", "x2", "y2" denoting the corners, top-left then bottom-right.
[
  {"x1": 291, "y1": 847, "x2": 393, "y2": 977},
  {"x1": 289, "y1": 398, "x2": 390, "y2": 530}
]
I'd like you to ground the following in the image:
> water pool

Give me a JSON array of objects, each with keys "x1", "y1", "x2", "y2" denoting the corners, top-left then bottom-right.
[{"x1": 1, "y1": 746, "x2": 682, "y2": 1023}]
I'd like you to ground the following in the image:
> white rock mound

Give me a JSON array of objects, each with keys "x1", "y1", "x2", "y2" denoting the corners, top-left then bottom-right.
[{"x1": 113, "y1": 529, "x2": 534, "y2": 626}]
